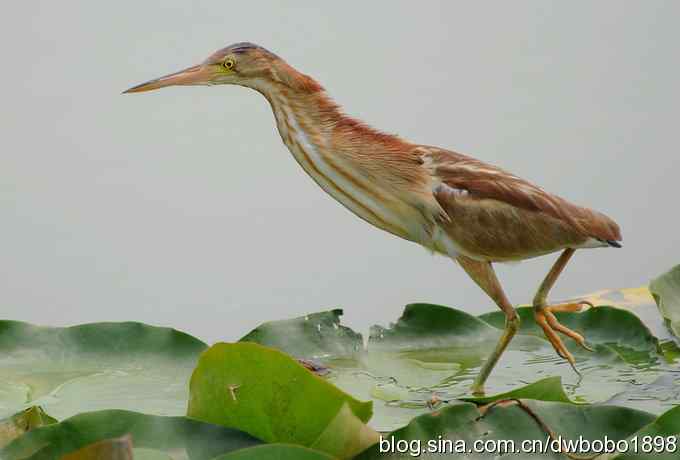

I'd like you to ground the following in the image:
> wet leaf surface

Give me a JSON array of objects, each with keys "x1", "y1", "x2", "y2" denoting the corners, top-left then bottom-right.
[
  {"x1": 241, "y1": 303, "x2": 680, "y2": 432},
  {"x1": 0, "y1": 321, "x2": 207, "y2": 420},
  {"x1": 240, "y1": 309, "x2": 363, "y2": 359}
]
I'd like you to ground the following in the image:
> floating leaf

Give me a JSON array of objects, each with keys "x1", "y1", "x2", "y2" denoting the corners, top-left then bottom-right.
[
  {"x1": 61, "y1": 435, "x2": 133, "y2": 460},
  {"x1": 579, "y1": 286, "x2": 655, "y2": 310},
  {"x1": 187, "y1": 342, "x2": 374, "y2": 458},
  {"x1": 310, "y1": 403, "x2": 380, "y2": 459},
  {"x1": 577, "y1": 286, "x2": 676, "y2": 343},
  {"x1": 0, "y1": 409, "x2": 261, "y2": 460},
  {"x1": 603, "y1": 373, "x2": 680, "y2": 418},
  {"x1": 356, "y1": 400, "x2": 656, "y2": 459},
  {"x1": 240, "y1": 309, "x2": 362, "y2": 359},
  {"x1": 461, "y1": 376, "x2": 571, "y2": 405},
  {"x1": 0, "y1": 406, "x2": 56, "y2": 449},
  {"x1": 0, "y1": 321, "x2": 207, "y2": 420},
  {"x1": 650, "y1": 265, "x2": 680, "y2": 339},
  {"x1": 479, "y1": 305, "x2": 659, "y2": 353},
  {"x1": 613, "y1": 406, "x2": 680, "y2": 459},
  {"x1": 369, "y1": 303, "x2": 499, "y2": 351},
  {"x1": 476, "y1": 305, "x2": 680, "y2": 413},
  {"x1": 243, "y1": 302, "x2": 679, "y2": 431}
]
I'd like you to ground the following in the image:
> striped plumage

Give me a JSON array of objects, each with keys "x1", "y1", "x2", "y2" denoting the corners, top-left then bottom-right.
[
  {"x1": 241, "y1": 47, "x2": 621, "y2": 262},
  {"x1": 125, "y1": 42, "x2": 622, "y2": 393}
]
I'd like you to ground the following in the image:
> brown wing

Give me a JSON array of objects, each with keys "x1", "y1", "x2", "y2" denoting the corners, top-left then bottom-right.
[{"x1": 422, "y1": 147, "x2": 622, "y2": 244}]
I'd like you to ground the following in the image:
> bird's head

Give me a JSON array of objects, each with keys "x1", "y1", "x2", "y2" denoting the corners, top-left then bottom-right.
[{"x1": 124, "y1": 42, "x2": 321, "y2": 94}]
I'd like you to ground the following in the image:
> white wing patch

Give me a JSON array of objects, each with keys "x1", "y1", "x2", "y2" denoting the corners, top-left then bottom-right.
[{"x1": 433, "y1": 183, "x2": 470, "y2": 199}]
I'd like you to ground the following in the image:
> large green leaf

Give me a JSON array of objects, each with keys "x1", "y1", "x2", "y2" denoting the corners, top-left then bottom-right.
[
  {"x1": 613, "y1": 406, "x2": 680, "y2": 459},
  {"x1": 0, "y1": 321, "x2": 207, "y2": 420},
  {"x1": 356, "y1": 400, "x2": 657, "y2": 459},
  {"x1": 369, "y1": 303, "x2": 499, "y2": 351},
  {"x1": 240, "y1": 309, "x2": 362, "y2": 359},
  {"x1": 241, "y1": 304, "x2": 679, "y2": 432},
  {"x1": 0, "y1": 409, "x2": 261, "y2": 460},
  {"x1": 650, "y1": 265, "x2": 680, "y2": 339},
  {"x1": 187, "y1": 342, "x2": 375, "y2": 458},
  {"x1": 238, "y1": 305, "x2": 494, "y2": 431}
]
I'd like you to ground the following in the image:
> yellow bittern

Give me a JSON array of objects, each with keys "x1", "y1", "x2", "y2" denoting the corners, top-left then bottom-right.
[{"x1": 125, "y1": 43, "x2": 622, "y2": 394}]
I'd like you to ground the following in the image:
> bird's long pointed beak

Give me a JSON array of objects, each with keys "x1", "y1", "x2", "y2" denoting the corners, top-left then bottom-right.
[{"x1": 123, "y1": 64, "x2": 212, "y2": 94}]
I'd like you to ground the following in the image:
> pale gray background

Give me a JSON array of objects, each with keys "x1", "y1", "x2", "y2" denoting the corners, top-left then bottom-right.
[{"x1": 2, "y1": 2, "x2": 678, "y2": 344}]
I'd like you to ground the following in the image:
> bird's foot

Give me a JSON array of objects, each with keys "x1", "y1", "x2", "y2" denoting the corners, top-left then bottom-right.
[
  {"x1": 470, "y1": 383, "x2": 485, "y2": 397},
  {"x1": 533, "y1": 301, "x2": 594, "y2": 372}
]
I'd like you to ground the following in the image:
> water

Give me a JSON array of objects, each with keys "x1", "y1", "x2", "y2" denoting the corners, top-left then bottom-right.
[{"x1": 326, "y1": 338, "x2": 680, "y2": 432}]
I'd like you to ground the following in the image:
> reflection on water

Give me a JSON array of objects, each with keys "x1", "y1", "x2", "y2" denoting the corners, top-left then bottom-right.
[{"x1": 325, "y1": 338, "x2": 680, "y2": 432}]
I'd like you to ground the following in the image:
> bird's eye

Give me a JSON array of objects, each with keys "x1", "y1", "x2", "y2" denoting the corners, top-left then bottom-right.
[{"x1": 223, "y1": 58, "x2": 235, "y2": 70}]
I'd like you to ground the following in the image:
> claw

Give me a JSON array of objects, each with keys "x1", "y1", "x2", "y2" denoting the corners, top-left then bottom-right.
[
  {"x1": 544, "y1": 310, "x2": 594, "y2": 352},
  {"x1": 534, "y1": 301, "x2": 595, "y2": 373},
  {"x1": 534, "y1": 309, "x2": 575, "y2": 364},
  {"x1": 566, "y1": 358, "x2": 582, "y2": 378}
]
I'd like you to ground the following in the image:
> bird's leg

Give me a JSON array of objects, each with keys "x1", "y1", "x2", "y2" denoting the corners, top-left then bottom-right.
[
  {"x1": 457, "y1": 255, "x2": 519, "y2": 395},
  {"x1": 533, "y1": 248, "x2": 593, "y2": 372}
]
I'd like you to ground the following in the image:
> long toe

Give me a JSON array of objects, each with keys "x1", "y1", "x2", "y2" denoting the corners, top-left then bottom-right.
[
  {"x1": 534, "y1": 309, "x2": 576, "y2": 365},
  {"x1": 544, "y1": 302, "x2": 594, "y2": 352},
  {"x1": 544, "y1": 300, "x2": 593, "y2": 314},
  {"x1": 543, "y1": 310, "x2": 594, "y2": 352}
]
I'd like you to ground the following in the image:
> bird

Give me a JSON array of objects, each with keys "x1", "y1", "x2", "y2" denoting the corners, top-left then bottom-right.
[{"x1": 124, "y1": 42, "x2": 622, "y2": 394}]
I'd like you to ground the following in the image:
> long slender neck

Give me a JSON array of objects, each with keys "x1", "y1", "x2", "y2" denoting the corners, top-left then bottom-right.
[
  {"x1": 244, "y1": 78, "x2": 432, "y2": 242},
  {"x1": 259, "y1": 84, "x2": 335, "y2": 148},
  {"x1": 251, "y1": 78, "x2": 416, "y2": 179}
]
